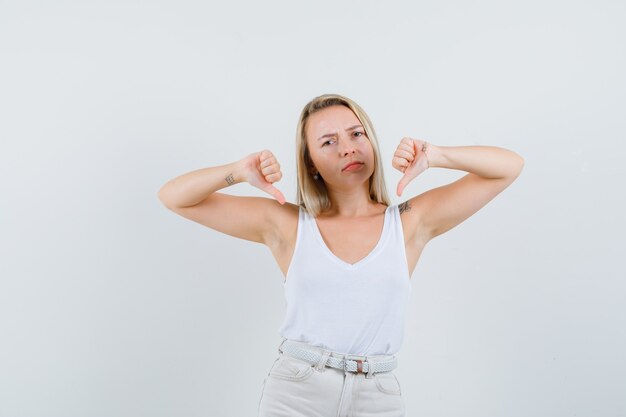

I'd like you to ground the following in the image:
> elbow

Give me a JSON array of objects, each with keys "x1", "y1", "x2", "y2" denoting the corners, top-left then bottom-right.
[
  {"x1": 511, "y1": 155, "x2": 525, "y2": 179},
  {"x1": 157, "y1": 187, "x2": 173, "y2": 207},
  {"x1": 503, "y1": 154, "x2": 524, "y2": 181},
  {"x1": 516, "y1": 154, "x2": 525, "y2": 174}
]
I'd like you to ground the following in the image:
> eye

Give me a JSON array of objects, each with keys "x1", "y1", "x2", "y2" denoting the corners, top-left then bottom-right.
[
  {"x1": 354, "y1": 131, "x2": 364, "y2": 137},
  {"x1": 322, "y1": 139, "x2": 335, "y2": 146}
]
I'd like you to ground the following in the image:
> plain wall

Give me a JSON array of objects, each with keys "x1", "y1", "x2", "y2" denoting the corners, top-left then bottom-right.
[{"x1": 1, "y1": 0, "x2": 624, "y2": 416}]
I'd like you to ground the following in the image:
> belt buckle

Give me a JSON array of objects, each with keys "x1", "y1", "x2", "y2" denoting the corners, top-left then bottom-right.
[{"x1": 344, "y1": 358, "x2": 367, "y2": 374}]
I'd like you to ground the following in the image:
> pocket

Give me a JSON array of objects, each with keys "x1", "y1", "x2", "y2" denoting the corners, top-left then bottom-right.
[
  {"x1": 268, "y1": 354, "x2": 314, "y2": 382},
  {"x1": 373, "y1": 371, "x2": 402, "y2": 395}
]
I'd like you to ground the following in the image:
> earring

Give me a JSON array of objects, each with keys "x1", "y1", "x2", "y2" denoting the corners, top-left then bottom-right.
[{"x1": 313, "y1": 172, "x2": 319, "y2": 180}]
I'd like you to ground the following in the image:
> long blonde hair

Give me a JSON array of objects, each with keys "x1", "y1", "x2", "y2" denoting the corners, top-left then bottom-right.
[{"x1": 295, "y1": 93, "x2": 391, "y2": 217}]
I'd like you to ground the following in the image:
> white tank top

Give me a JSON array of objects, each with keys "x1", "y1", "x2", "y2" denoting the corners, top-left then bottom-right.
[{"x1": 277, "y1": 204, "x2": 412, "y2": 356}]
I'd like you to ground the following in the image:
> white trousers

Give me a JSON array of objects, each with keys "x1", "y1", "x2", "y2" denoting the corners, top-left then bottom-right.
[{"x1": 257, "y1": 338, "x2": 405, "y2": 417}]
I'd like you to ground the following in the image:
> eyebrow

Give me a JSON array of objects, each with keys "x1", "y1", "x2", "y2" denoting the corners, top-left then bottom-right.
[{"x1": 317, "y1": 125, "x2": 363, "y2": 141}]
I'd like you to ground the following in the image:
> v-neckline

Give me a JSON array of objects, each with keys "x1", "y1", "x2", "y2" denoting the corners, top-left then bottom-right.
[{"x1": 309, "y1": 205, "x2": 392, "y2": 270}]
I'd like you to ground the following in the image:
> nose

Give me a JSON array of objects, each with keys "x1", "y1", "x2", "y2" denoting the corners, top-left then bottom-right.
[{"x1": 338, "y1": 136, "x2": 357, "y2": 156}]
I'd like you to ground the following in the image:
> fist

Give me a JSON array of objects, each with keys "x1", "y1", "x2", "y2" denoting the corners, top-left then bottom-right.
[
  {"x1": 240, "y1": 149, "x2": 286, "y2": 204},
  {"x1": 392, "y1": 137, "x2": 429, "y2": 197}
]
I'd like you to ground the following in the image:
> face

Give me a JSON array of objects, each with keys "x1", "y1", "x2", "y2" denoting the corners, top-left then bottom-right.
[{"x1": 305, "y1": 105, "x2": 375, "y2": 188}]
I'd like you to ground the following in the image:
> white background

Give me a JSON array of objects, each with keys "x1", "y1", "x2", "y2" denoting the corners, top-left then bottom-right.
[{"x1": 1, "y1": 1, "x2": 624, "y2": 416}]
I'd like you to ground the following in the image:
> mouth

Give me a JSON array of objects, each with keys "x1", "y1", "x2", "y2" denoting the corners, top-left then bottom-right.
[{"x1": 342, "y1": 162, "x2": 364, "y2": 171}]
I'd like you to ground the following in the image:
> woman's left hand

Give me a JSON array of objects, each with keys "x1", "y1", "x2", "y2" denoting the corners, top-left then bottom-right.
[{"x1": 392, "y1": 137, "x2": 430, "y2": 197}]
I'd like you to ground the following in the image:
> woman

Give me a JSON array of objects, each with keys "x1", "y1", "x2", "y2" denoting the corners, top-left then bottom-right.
[{"x1": 157, "y1": 93, "x2": 524, "y2": 416}]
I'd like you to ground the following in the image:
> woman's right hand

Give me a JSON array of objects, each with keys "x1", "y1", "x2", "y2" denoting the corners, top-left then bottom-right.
[{"x1": 239, "y1": 150, "x2": 286, "y2": 205}]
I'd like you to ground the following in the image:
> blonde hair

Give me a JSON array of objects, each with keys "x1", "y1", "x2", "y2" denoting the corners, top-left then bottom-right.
[{"x1": 295, "y1": 93, "x2": 391, "y2": 217}]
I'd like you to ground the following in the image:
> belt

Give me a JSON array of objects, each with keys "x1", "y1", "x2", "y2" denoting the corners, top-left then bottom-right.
[{"x1": 279, "y1": 339, "x2": 398, "y2": 374}]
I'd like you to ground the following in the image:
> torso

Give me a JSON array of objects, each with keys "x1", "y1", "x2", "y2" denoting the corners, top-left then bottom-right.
[{"x1": 265, "y1": 202, "x2": 430, "y2": 281}]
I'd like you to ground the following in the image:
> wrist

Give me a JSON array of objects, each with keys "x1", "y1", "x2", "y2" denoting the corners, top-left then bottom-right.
[
  {"x1": 229, "y1": 159, "x2": 247, "y2": 184},
  {"x1": 424, "y1": 143, "x2": 444, "y2": 168}
]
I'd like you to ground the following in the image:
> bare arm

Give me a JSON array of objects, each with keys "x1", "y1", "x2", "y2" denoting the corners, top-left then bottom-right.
[
  {"x1": 157, "y1": 151, "x2": 286, "y2": 245},
  {"x1": 427, "y1": 144, "x2": 524, "y2": 179},
  {"x1": 157, "y1": 161, "x2": 244, "y2": 208},
  {"x1": 394, "y1": 139, "x2": 524, "y2": 243},
  {"x1": 415, "y1": 144, "x2": 524, "y2": 240}
]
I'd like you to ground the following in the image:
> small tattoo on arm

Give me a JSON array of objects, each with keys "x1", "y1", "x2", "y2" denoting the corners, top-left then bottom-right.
[
  {"x1": 225, "y1": 173, "x2": 235, "y2": 185},
  {"x1": 399, "y1": 201, "x2": 412, "y2": 214}
]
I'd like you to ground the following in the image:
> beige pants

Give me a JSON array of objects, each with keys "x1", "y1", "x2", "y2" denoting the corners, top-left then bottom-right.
[{"x1": 257, "y1": 338, "x2": 405, "y2": 417}]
